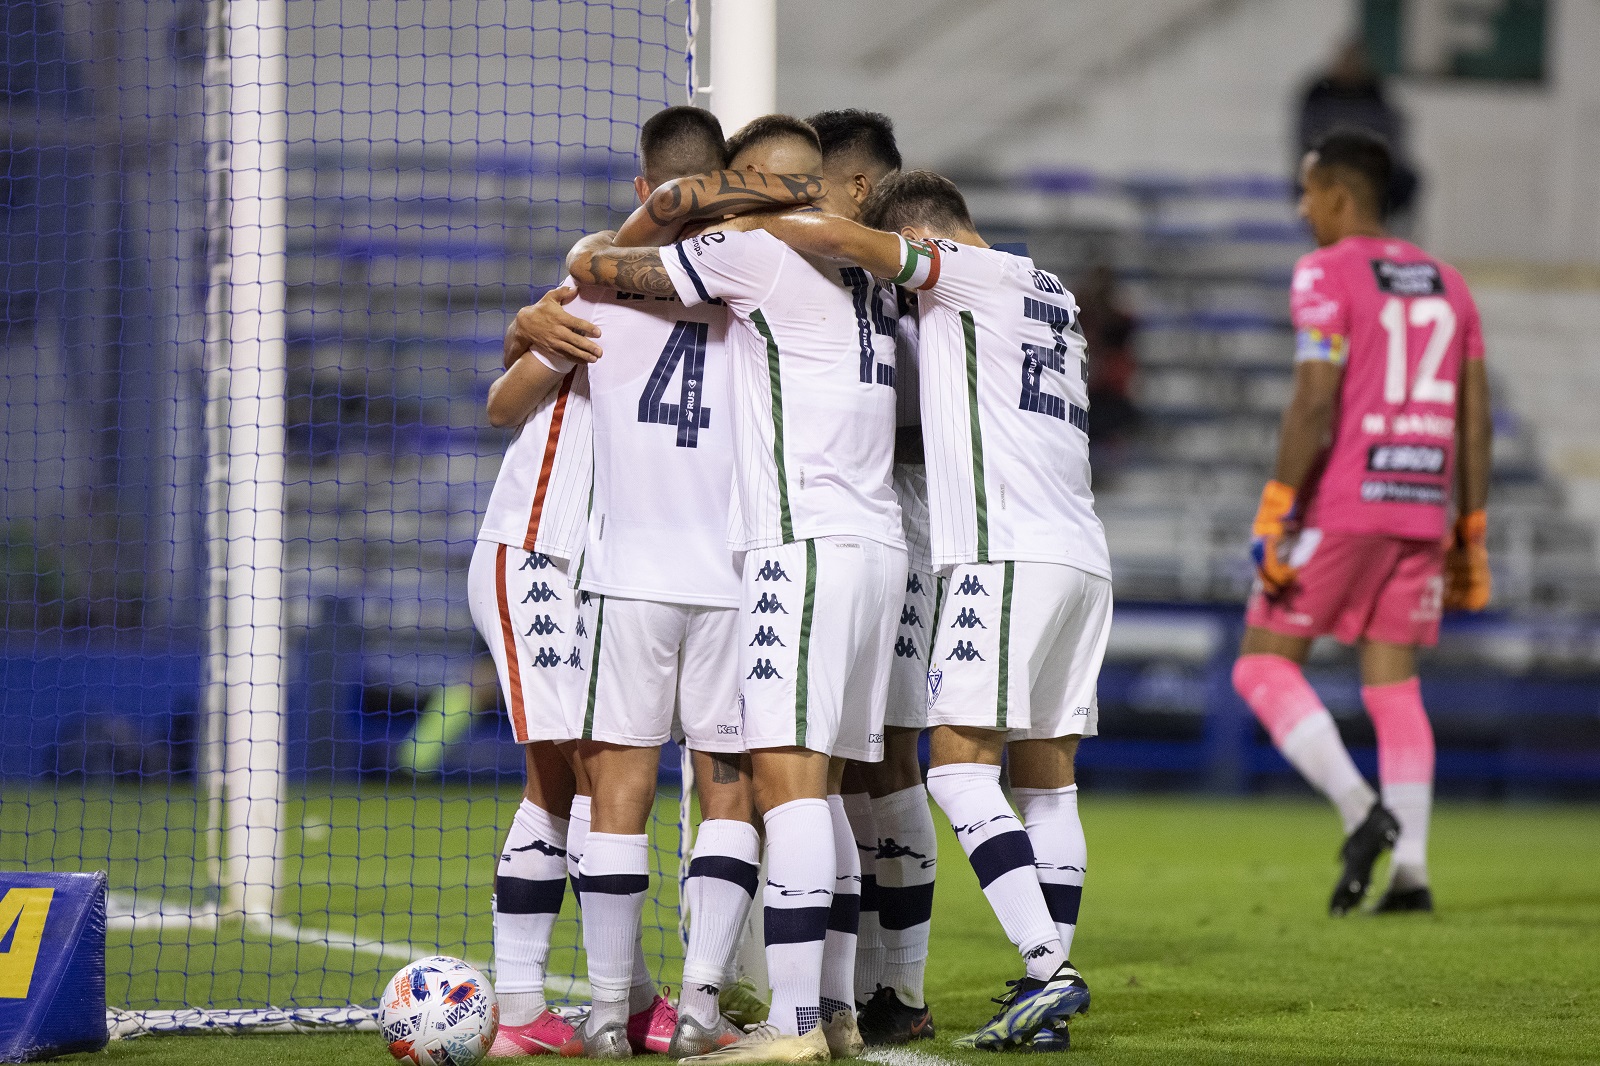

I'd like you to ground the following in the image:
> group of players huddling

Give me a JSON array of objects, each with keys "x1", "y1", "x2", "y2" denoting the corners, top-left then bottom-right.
[{"x1": 467, "y1": 104, "x2": 1492, "y2": 1062}]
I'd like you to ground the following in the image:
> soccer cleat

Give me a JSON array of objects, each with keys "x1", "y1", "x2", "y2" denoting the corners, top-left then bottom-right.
[
  {"x1": 666, "y1": 1013, "x2": 745, "y2": 1059},
  {"x1": 490, "y1": 1009, "x2": 578, "y2": 1057},
  {"x1": 717, "y1": 978, "x2": 770, "y2": 1029},
  {"x1": 1020, "y1": 1018, "x2": 1071, "y2": 1053},
  {"x1": 856, "y1": 987, "x2": 934, "y2": 1046},
  {"x1": 1372, "y1": 884, "x2": 1434, "y2": 914},
  {"x1": 953, "y1": 961, "x2": 1091, "y2": 1051},
  {"x1": 627, "y1": 992, "x2": 679, "y2": 1055},
  {"x1": 677, "y1": 1022, "x2": 830, "y2": 1064},
  {"x1": 560, "y1": 1018, "x2": 631, "y2": 1060},
  {"x1": 1329, "y1": 804, "x2": 1401, "y2": 916},
  {"x1": 821, "y1": 1006, "x2": 864, "y2": 1059}
]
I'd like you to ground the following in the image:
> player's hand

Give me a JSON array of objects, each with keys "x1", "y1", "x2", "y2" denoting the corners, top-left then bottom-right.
[
  {"x1": 503, "y1": 286, "x2": 601, "y2": 369},
  {"x1": 1443, "y1": 509, "x2": 1491, "y2": 612},
  {"x1": 1249, "y1": 480, "x2": 1300, "y2": 595}
]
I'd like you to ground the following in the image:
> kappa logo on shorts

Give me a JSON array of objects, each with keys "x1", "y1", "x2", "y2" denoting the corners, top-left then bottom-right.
[
  {"x1": 519, "y1": 553, "x2": 552, "y2": 571},
  {"x1": 531, "y1": 647, "x2": 562, "y2": 668},
  {"x1": 755, "y1": 560, "x2": 792, "y2": 582},
  {"x1": 564, "y1": 647, "x2": 583, "y2": 669},
  {"x1": 749, "y1": 625, "x2": 785, "y2": 647},
  {"x1": 954, "y1": 575, "x2": 989, "y2": 596},
  {"x1": 575, "y1": 615, "x2": 587, "y2": 638},
  {"x1": 1072, "y1": 706, "x2": 1091, "y2": 717},
  {"x1": 945, "y1": 640, "x2": 985, "y2": 662},
  {"x1": 894, "y1": 636, "x2": 921, "y2": 659},
  {"x1": 950, "y1": 607, "x2": 986, "y2": 629},
  {"x1": 746, "y1": 658, "x2": 783, "y2": 680},
  {"x1": 906, "y1": 573, "x2": 925, "y2": 595},
  {"x1": 900, "y1": 605, "x2": 924, "y2": 628},
  {"x1": 523, "y1": 582, "x2": 559, "y2": 604},
  {"x1": 524, "y1": 614, "x2": 564, "y2": 637},
  {"x1": 717, "y1": 723, "x2": 740, "y2": 735},
  {"x1": 751, "y1": 592, "x2": 788, "y2": 614}
]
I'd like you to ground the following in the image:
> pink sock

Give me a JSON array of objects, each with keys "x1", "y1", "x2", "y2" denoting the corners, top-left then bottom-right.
[
  {"x1": 1363, "y1": 678, "x2": 1434, "y2": 786},
  {"x1": 1232, "y1": 654, "x2": 1324, "y2": 744}
]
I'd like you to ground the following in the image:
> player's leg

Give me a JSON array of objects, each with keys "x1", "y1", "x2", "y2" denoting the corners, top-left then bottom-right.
[
  {"x1": 568, "y1": 596, "x2": 683, "y2": 1055},
  {"x1": 468, "y1": 542, "x2": 584, "y2": 1056},
  {"x1": 671, "y1": 605, "x2": 762, "y2": 1056},
  {"x1": 836, "y1": 766, "x2": 883, "y2": 1007}
]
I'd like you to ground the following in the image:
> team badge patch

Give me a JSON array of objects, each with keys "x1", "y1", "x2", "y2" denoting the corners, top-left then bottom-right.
[{"x1": 927, "y1": 665, "x2": 944, "y2": 707}]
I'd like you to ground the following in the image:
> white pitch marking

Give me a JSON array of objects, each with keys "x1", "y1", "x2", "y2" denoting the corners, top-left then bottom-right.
[{"x1": 863, "y1": 1047, "x2": 961, "y2": 1066}]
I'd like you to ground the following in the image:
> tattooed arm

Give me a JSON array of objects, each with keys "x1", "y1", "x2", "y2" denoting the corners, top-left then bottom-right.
[
  {"x1": 564, "y1": 230, "x2": 677, "y2": 298},
  {"x1": 613, "y1": 169, "x2": 826, "y2": 247}
]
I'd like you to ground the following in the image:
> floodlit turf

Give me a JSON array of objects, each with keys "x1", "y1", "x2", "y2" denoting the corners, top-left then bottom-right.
[{"x1": 24, "y1": 795, "x2": 1600, "y2": 1065}]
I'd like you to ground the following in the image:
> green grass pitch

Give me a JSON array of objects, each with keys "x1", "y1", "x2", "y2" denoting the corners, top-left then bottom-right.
[{"x1": 9, "y1": 789, "x2": 1599, "y2": 1064}]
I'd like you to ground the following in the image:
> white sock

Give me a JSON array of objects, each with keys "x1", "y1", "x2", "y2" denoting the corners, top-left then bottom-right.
[
  {"x1": 872, "y1": 785, "x2": 936, "y2": 1009},
  {"x1": 821, "y1": 796, "x2": 860, "y2": 1020},
  {"x1": 494, "y1": 799, "x2": 570, "y2": 1025},
  {"x1": 840, "y1": 792, "x2": 883, "y2": 1003},
  {"x1": 629, "y1": 934, "x2": 655, "y2": 1015},
  {"x1": 681, "y1": 818, "x2": 761, "y2": 1025},
  {"x1": 566, "y1": 794, "x2": 591, "y2": 900},
  {"x1": 579, "y1": 832, "x2": 649, "y2": 1029},
  {"x1": 1279, "y1": 712, "x2": 1376, "y2": 834},
  {"x1": 1012, "y1": 785, "x2": 1085, "y2": 958},
  {"x1": 926, "y1": 764, "x2": 1062, "y2": 981},
  {"x1": 762, "y1": 798, "x2": 834, "y2": 1036},
  {"x1": 1383, "y1": 782, "x2": 1432, "y2": 888}
]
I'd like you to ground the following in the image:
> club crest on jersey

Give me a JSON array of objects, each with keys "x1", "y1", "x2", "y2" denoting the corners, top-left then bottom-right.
[
  {"x1": 751, "y1": 592, "x2": 788, "y2": 614},
  {"x1": 954, "y1": 575, "x2": 989, "y2": 596},
  {"x1": 950, "y1": 607, "x2": 986, "y2": 629},
  {"x1": 945, "y1": 640, "x2": 984, "y2": 662},
  {"x1": 523, "y1": 583, "x2": 559, "y2": 604},
  {"x1": 755, "y1": 560, "x2": 791, "y2": 582},
  {"x1": 749, "y1": 626, "x2": 785, "y2": 647},
  {"x1": 525, "y1": 614, "x2": 564, "y2": 637},
  {"x1": 894, "y1": 636, "x2": 921, "y2": 660},
  {"x1": 746, "y1": 658, "x2": 783, "y2": 680},
  {"x1": 927, "y1": 665, "x2": 944, "y2": 706}
]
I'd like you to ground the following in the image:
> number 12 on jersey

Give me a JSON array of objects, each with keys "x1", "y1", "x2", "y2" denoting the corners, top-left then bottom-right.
[
  {"x1": 637, "y1": 320, "x2": 712, "y2": 448},
  {"x1": 1378, "y1": 296, "x2": 1456, "y2": 405}
]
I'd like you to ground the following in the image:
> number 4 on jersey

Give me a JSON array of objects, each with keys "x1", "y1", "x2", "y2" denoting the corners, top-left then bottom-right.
[{"x1": 638, "y1": 320, "x2": 712, "y2": 448}]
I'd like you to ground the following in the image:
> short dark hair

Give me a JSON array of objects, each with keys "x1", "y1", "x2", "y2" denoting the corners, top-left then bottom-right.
[
  {"x1": 861, "y1": 169, "x2": 973, "y2": 234},
  {"x1": 805, "y1": 109, "x2": 902, "y2": 173},
  {"x1": 639, "y1": 106, "x2": 727, "y2": 182},
  {"x1": 725, "y1": 114, "x2": 820, "y2": 165},
  {"x1": 1309, "y1": 127, "x2": 1392, "y2": 218}
]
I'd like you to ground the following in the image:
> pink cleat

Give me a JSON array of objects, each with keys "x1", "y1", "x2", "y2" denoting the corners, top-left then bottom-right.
[
  {"x1": 627, "y1": 992, "x2": 679, "y2": 1055},
  {"x1": 489, "y1": 1009, "x2": 577, "y2": 1058}
]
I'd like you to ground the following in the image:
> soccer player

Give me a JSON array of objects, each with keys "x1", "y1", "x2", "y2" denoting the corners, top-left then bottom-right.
[
  {"x1": 546, "y1": 106, "x2": 819, "y2": 1060},
  {"x1": 468, "y1": 304, "x2": 595, "y2": 1056},
  {"x1": 564, "y1": 116, "x2": 908, "y2": 1064},
  {"x1": 805, "y1": 109, "x2": 938, "y2": 1046},
  {"x1": 1232, "y1": 128, "x2": 1492, "y2": 915},
  {"x1": 726, "y1": 170, "x2": 1109, "y2": 1051}
]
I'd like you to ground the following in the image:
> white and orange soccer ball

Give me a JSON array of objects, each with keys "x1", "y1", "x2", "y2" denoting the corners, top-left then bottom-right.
[{"x1": 378, "y1": 956, "x2": 499, "y2": 1066}]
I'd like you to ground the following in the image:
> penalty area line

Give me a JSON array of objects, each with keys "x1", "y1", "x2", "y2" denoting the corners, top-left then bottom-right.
[{"x1": 863, "y1": 1048, "x2": 961, "y2": 1066}]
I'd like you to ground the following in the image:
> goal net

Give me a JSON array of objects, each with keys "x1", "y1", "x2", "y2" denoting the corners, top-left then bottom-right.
[{"x1": 0, "y1": 0, "x2": 692, "y2": 1035}]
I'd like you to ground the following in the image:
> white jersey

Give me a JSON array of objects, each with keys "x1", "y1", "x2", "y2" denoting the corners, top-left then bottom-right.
[
  {"x1": 892, "y1": 291, "x2": 932, "y2": 571},
  {"x1": 476, "y1": 364, "x2": 593, "y2": 563},
  {"x1": 569, "y1": 284, "x2": 740, "y2": 608},
  {"x1": 661, "y1": 229, "x2": 904, "y2": 552},
  {"x1": 914, "y1": 241, "x2": 1111, "y2": 578}
]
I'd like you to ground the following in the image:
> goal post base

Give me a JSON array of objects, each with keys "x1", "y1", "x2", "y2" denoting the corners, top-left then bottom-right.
[{"x1": 0, "y1": 872, "x2": 109, "y2": 1063}]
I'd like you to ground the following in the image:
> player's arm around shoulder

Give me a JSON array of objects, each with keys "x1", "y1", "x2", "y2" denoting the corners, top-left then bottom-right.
[
  {"x1": 740, "y1": 209, "x2": 930, "y2": 285},
  {"x1": 616, "y1": 169, "x2": 827, "y2": 247},
  {"x1": 486, "y1": 353, "x2": 573, "y2": 429},
  {"x1": 563, "y1": 230, "x2": 678, "y2": 300}
]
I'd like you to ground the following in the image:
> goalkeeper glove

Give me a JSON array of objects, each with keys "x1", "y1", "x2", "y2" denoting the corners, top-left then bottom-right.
[
  {"x1": 1444, "y1": 509, "x2": 1491, "y2": 612},
  {"x1": 1250, "y1": 480, "x2": 1300, "y2": 596}
]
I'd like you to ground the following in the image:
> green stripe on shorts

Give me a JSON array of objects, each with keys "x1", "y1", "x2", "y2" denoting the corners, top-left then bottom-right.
[
  {"x1": 582, "y1": 595, "x2": 606, "y2": 740},
  {"x1": 794, "y1": 540, "x2": 817, "y2": 747},
  {"x1": 996, "y1": 562, "x2": 1014, "y2": 729}
]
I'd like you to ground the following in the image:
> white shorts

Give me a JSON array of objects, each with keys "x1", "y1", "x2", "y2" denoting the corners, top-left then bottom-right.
[
  {"x1": 885, "y1": 567, "x2": 935, "y2": 730},
  {"x1": 926, "y1": 561, "x2": 1111, "y2": 741},
  {"x1": 570, "y1": 593, "x2": 743, "y2": 752},
  {"x1": 468, "y1": 540, "x2": 581, "y2": 744},
  {"x1": 737, "y1": 537, "x2": 907, "y2": 762}
]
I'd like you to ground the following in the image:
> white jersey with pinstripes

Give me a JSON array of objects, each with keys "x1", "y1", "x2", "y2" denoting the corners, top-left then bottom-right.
[
  {"x1": 660, "y1": 228, "x2": 904, "y2": 553},
  {"x1": 915, "y1": 241, "x2": 1110, "y2": 578},
  {"x1": 568, "y1": 285, "x2": 739, "y2": 608},
  {"x1": 475, "y1": 363, "x2": 593, "y2": 564},
  {"x1": 892, "y1": 292, "x2": 932, "y2": 572}
]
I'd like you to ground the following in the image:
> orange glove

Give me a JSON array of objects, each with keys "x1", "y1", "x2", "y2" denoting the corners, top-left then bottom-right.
[
  {"x1": 1249, "y1": 480, "x2": 1299, "y2": 595},
  {"x1": 1444, "y1": 509, "x2": 1491, "y2": 611}
]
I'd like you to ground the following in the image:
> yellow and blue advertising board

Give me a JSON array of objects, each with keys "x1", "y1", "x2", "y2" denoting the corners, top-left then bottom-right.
[{"x1": 0, "y1": 872, "x2": 108, "y2": 1062}]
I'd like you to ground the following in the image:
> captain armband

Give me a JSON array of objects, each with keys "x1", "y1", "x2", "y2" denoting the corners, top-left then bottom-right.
[
  {"x1": 892, "y1": 234, "x2": 941, "y2": 291},
  {"x1": 1294, "y1": 328, "x2": 1347, "y2": 366}
]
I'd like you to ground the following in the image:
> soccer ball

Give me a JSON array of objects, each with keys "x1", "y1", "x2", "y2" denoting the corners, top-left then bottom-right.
[{"x1": 378, "y1": 956, "x2": 499, "y2": 1066}]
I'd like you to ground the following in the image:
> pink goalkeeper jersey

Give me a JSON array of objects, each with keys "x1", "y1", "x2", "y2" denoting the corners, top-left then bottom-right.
[{"x1": 1290, "y1": 234, "x2": 1485, "y2": 542}]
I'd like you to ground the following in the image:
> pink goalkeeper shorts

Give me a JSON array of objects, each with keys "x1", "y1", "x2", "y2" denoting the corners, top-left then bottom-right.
[{"x1": 1246, "y1": 529, "x2": 1445, "y2": 648}]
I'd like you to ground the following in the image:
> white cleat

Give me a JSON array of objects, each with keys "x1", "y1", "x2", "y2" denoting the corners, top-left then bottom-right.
[
  {"x1": 820, "y1": 1008, "x2": 863, "y2": 1059},
  {"x1": 677, "y1": 1022, "x2": 830, "y2": 1064}
]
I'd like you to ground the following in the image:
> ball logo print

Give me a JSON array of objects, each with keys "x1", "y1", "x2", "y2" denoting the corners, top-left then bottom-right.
[{"x1": 379, "y1": 958, "x2": 498, "y2": 1066}]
